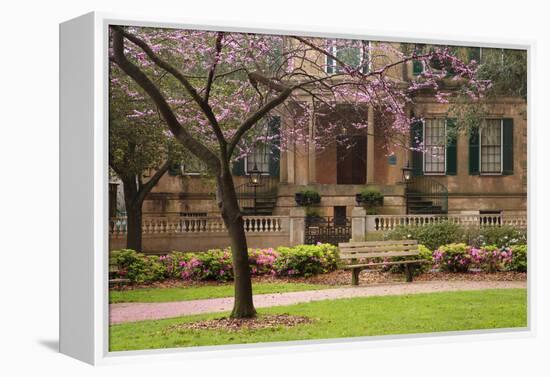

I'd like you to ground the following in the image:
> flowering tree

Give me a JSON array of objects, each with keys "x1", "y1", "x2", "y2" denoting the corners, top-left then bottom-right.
[{"x1": 109, "y1": 25, "x2": 489, "y2": 318}]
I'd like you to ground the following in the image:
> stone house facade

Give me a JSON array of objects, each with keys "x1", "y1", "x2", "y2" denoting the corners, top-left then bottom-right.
[{"x1": 113, "y1": 41, "x2": 527, "y2": 224}]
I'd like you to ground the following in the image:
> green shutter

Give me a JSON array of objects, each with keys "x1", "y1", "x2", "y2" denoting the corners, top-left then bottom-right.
[
  {"x1": 232, "y1": 156, "x2": 245, "y2": 176},
  {"x1": 412, "y1": 44, "x2": 425, "y2": 76},
  {"x1": 469, "y1": 127, "x2": 480, "y2": 175},
  {"x1": 446, "y1": 118, "x2": 457, "y2": 175},
  {"x1": 268, "y1": 116, "x2": 281, "y2": 177},
  {"x1": 502, "y1": 118, "x2": 514, "y2": 175},
  {"x1": 411, "y1": 121, "x2": 423, "y2": 176},
  {"x1": 412, "y1": 60, "x2": 423, "y2": 76}
]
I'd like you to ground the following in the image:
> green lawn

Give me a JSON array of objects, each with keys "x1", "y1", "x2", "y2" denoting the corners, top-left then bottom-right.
[
  {"x1": 109, "y1": 288, "x2": 527, "y2": 351},
  {"x1": 109, "y1": 282, "x2": 330, "y2": 303}
]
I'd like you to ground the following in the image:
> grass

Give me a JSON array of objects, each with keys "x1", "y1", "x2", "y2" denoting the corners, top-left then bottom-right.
[
  {"x1": 109, "y1": 282, "x2": 330, "y2": 303},
  {"x1": 109, "y1": 288, "x2": 527, "y2": 351}
]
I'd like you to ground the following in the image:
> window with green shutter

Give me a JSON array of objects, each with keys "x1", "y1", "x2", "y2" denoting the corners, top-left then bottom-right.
[
  {"x1": 446, "y1": 118, "x2": 457, "y2": 175},
  {"x1": 326, "y1": 40, "x2": 370, "y2": 74},
  {"x1": 412, "y1": 44, "x2": 425, "y2": 76},
  {"x1": 502, "y1": 118, "x2": 514, "y2": 175}
]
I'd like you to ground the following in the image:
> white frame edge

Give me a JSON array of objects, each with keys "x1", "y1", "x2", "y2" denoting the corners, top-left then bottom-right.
[{"x1": 59, "y1": 11, "x2": 535, "y2": 366}]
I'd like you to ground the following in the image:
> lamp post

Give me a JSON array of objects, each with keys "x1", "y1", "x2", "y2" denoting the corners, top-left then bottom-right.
[
  {"x1": 402, "y1": 161, "x2": 413, "y2": 214},
  {"x1": 248, "y1": 163, "x2": 262, "y2": 215}
]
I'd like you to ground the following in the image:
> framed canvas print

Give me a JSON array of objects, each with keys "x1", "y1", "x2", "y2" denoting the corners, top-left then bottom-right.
[{"x1": 60, "y1": 12, "x2": 531, "y2": 365}]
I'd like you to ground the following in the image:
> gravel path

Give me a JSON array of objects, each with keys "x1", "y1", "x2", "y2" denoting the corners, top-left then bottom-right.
[{"x1": 109, "y1": 280, "x2": 526, "y2": 324}]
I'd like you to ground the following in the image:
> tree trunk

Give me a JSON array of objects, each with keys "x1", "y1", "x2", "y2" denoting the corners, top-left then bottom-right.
[
  {"x1": 125, "y1": 202, "x2": 143, "y2": 252},
  {"x1": 217, "y1": 171, "x2": 256, "y2": 318},
  {"x1": 122, "y1": 178, "x2": 143, "y2": 252}
]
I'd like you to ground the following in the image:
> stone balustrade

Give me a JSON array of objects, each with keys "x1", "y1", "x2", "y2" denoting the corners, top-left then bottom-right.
[
  {"x1": 367, "y1": 213, "x2": 527, "y2": 232},
  {"x1": 109, "y1": 215, "x2": 288, "y2": 237}
]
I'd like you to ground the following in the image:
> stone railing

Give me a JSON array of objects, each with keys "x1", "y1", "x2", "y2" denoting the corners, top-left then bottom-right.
[
  {"x1": 367, "y1": 213, "x2": 527, "y2": 232},
  {"x1": 109, "y1": 215, "x2": 288, "y2": 237}
]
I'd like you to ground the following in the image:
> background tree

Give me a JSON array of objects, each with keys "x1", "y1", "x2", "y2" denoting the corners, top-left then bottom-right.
[
  {"x1": 448, "y1": 47, "x2": 527, "y2": 131},
  {"x1": 110, "y1": 66, "x2": 188, "y2": 251},
  {"x1": 110, "y1": 26, "x2": 488, "y2": 318}
]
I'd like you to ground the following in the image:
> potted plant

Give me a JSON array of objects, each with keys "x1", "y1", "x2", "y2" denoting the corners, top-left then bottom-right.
[
  {"x1": 295, "y1": 189, "x2": 321, "y2": 206},
  {"x1": 356, "y1": 187, "x2": 384, "y2": 214}
]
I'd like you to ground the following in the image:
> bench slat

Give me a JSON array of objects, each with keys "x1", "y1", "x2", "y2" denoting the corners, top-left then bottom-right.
[
  {"x1": 342, "y1": 259, "x2": 427, "y2": 268},
  {"x1": 340, "y1": 251, "x2": 420, "y2": 260},
  {"x1": 339, "y1": 240, "x2": 417, "y2": 248},
  {"x1": 340, "y1": 245, "x2": 419, "y2": 254}
]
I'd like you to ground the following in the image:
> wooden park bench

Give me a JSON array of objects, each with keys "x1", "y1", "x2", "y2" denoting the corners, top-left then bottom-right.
[{"x1": 338, "y1": 240, "x2": 426, "y2": 285}]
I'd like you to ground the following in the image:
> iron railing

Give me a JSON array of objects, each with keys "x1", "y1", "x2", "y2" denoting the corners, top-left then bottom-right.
[
  {"x1": 305, "y1": 216, "x2": 352, "y2": 245},
  {"x1": 406, "y1": 176, "x2": 448, "y2": 214},
  {"x1": 235, "y1": 176, "x2": 278, "y2": 212}
]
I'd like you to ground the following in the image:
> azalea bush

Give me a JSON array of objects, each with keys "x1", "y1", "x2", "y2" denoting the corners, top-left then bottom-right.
[
  {"x1": 178, "y1": 249, "x2": 234, "y2": 282},
  {"x1": 111, "y1": 244, "x2": 338, "y2": 284},
  {"x1": 248, "y1": 248, "x2": 279, "y2": 276},
  {"x1": 274, "y1": 244, "x2": 339, "y2": 277},
  {"x1": 470, "y1": 245, "x2": 513, "y2": 273},
  {"x1": 433, "y1": 243, "x2": 524, "y2": 273},
  {"x1": 433, "y1": 243, "x2": 472, "y2": 272},
  {"x1": 508, "y1": 245, "x2": 527, "y2": 272}
]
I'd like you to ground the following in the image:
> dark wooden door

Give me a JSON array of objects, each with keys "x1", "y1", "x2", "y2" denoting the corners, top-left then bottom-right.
[{"x1": 337, "y1": 135, "x2": 367, "y2": 184}]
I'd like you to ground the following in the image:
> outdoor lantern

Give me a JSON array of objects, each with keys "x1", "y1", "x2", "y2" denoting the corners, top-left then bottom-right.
[
  {"x1": 402, "y1": 160, "x2": 413, "y2": 183},
  {"x1": 248, "y1": 163, "x2": 262, "y2": 186}
]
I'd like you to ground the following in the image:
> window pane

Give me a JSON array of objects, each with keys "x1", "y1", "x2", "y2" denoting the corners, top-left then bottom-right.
[
  {"x1": 481, "y1": 120, "x2": 502, "y2": 173},
  {"x1": 326, "y1": 40, "x2": 368, "y2": 73},
  {"x1": 246, "y1": 144, "x2": 269, "y2": 173},
  {"x1": 424, "y1": 119, "x2": 446, "y2": 173}
]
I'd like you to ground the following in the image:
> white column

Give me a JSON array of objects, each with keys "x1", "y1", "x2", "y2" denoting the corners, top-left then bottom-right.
[
  {"x1": 289, "y1": 207, "x2": 306, "y2": 246},
  {"x1": 351, "y1": 206, "x2": 367, "y2": 242}
]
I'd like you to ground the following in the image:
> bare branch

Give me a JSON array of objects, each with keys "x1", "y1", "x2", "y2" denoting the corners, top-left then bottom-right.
[
  {"x1": 204, "y1": 32, "x2": 224, "y2": 103},
  {"x1": 112, "y1": 26, "x2": 227, "y2": 151},
  {"x1": 110, "y1": 27, "x2": 221, "y2": 172}
]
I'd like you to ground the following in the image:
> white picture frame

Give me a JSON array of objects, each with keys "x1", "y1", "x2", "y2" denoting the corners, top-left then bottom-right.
[{"x1": 59, "y1": 11, "x2": 535, "y2": 365}]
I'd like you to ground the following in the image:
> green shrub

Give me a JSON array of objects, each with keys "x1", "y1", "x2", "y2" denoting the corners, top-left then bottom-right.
[
  {"x1": 466, "y1": 225, "x2": 527, "y2": 248},
  {"x1": 296, "y1": 189, "x2": 321, "y2": 206},
  {"x1": 358, "y1": 187, "x2": 384, "y2": 204},
  {"x1": 113, "y1": 249, "x2": 167, "y2": 283},
  {"x1": 508, "y1": 245, "x2": 527, "y2": 272},
  {"x1": 357, "y1": 187, "x2": 384, "y2": 214},
  {"x1": 386, "y1": 222, "x2": 526, "y2": 251},
  {"x1": 385, "y1": 221, "x2": 463, "y2": 251},
  {"x1": 275, "y1": 243, "x2": 338, "y2": 277}
]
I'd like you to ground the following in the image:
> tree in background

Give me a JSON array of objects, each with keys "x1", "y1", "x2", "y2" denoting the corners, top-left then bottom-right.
[
  {"x1": 110, "y1": 26, "x2": 489, "y2": 317},
  {"x1": 110, "y1": 66, "x2": 188, "y2": 251}
]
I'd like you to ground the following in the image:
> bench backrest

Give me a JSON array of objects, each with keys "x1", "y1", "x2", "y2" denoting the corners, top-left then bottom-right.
[{"x1": 338, "y1": 240, "x2": 419, "y2": 261}]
